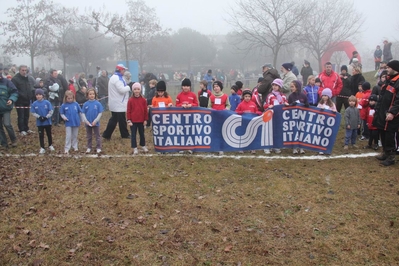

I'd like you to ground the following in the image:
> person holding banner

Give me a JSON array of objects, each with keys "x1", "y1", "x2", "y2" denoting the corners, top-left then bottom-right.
[
  {"x1": 208, "y1": 80, "x2": 230, "y2": 155},
  {"x1": 286, "y1": 80, "x2": 309, "y2": 154},
  {"x1": 152, "y1": 80, "x2": 173, "y2": 108},
  {"x1": 176, "y1": 78, "x2": 198, "y2": 108}
]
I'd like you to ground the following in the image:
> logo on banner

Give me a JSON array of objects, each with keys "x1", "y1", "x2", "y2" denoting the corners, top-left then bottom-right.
[{"x1": 222, "y1": 110, "x2": 274, "y2": 148}]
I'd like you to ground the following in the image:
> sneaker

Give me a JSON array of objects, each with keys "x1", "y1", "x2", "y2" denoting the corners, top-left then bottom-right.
[
  {"x1": 64, "y1": 150, "x2": 69, "y2": 154},
  {"x1": 178, "y1": 151, "x2": 184, "y2": 154},
  {"x1": 133, "y1": 148, "x2": 138, "y2": 155},
  {"x1": 74, "y1": 148, "x2": 78, "y2": 152},
  {"x1": 86, "y1": 148, "x2": 91, "y2": 153},
  {"x1": 142, "y1": 146, "x2": 149, "y2": 153},
  {"x1": 264, "y1": 149, "x2": 271, "y2": 154},
  {"x1": 96, "y1": 149, "x2": 102, "y2": 153},
  {"x1": 344, "y1": 145, "x2": 348, "y2": 150},
  {"x1": 27, "y1": 130, "x2": 35, "y2": 134},
  {"x1": 274, "y1": 149, "x2": 281, "y2": 154},
  {"x1": 319, "y1": 152, "x2": 324, "y2": 155},
  {"x1": 378, "y1": 140, "x2": 382, "y2": 147},
  {"x1": 373, "y1": 144, "x2": 379, "y2": 150},
  {"x1": 49, "y1": 145, "x2": 55, "y2": 151},
  {"x1": 39, "y1": 148, "x2": 45, "y2": 154},
  {"x1": 20, "y1": 131, "x2": 27, "y2": 136},
  {"x1": 359, "y1": 136, "x2": 367, "y2": 141},
  {"x1": 187, "y1": 150, "x2": 193, "y2": 154},
  {"x1": 293, "y1": 148, "x2": 298, "y2": 154},
  {"x1": 239, "y1": 151, "x2": 244, "y2": 154},
  {"x1": 11, "y1": 140, "x2": 17, "y2": 147},
  {"x1": 299, "y1": 149, "x2": 305, "y2": 154},
  {"x1": 218, "y1": 151, "x2": 224, "y2": 156},
  {"x1": 251, "y1": 150, "x2": 256, "y2": 154}
]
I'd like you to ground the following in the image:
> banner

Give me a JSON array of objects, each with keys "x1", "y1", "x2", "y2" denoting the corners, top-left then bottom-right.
[{"x1": 151, "y1": 105, "x2": 341, "y2": 153}]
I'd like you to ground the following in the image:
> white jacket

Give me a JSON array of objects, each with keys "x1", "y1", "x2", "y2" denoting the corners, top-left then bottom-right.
[{"x1": 108, "y1": 73, "x2": 131, "y2": 112}]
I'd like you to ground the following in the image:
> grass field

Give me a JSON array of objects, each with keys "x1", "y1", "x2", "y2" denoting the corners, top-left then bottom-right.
[{"x1": 1, "y1": 71, "x2": 399, "y2": 265}]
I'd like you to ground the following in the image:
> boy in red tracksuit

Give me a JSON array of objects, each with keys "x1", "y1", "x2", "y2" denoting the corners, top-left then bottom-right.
[
  {"x1": 236, "y1": 89, "x2": 260, "y2": 154},
  {"x1": 208, "y1": 80, "x2": 230, "y2": 155},
  {"x1": 358, "y1": 82, "x2": 372, "y2": 141},
  {"x1": 363, "y1": 94, "x2": 379, "y2": 150},
  {"x1": 236, "y1": 90, "x2": 262, "y2": 115},
  {"x1": 176, "y1": 78, "x2": 198, "y2": 108}
]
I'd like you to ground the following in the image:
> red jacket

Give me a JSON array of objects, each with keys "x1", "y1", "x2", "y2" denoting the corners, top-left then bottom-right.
[
  {"x1": 176, "y1": 91, "x2": 198, "y2": 107},
  {"x1": 359, "y1": 90, "x2": 371, "y2": 120},
  {"x1": 126, "y1": 96, "x2": 148, "y2": 123},
  {"x1": 209, "y1": 93, "x2": 228, "y2": 110},
  {"x1": 365, "y1": 106, "x2": 377, "y2": 130},
  {"x1": 318, "y1": 70, "x2": 343, "y2": 97},
  {"x1": 236, "y1": 100, "x2": 261, "y2": 115},
  {"x1": 264, "y1": 91, "x2": 288, "y2": 109}
]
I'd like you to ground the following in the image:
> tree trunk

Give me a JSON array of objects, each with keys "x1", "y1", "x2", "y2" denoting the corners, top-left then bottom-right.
[
  {"x1": 30, "y1": 55, "x2": 35, "y2": 73},
  {"x1": 63, "y1": 55, "x2": 67, "y2": 78},
  {"x1": 124, "y1": 39, "x2": 129, "y2": 67}
]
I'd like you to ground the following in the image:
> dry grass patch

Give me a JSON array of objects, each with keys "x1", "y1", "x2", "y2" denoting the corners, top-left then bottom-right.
[{"x1": 1, "y1": 155, "x2": 399, "y2": 265}]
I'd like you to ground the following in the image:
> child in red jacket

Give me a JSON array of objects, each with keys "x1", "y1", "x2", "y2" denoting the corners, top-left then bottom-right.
[
  {"x1": 363, "y1": 94, "x2": 379, "y2": 150},
  {"x1": 127, "y1": 82, "x2": 148, "y2": 155},
  {"x1": 176, "y1": 78, "x2": 198, "y2": 108}
]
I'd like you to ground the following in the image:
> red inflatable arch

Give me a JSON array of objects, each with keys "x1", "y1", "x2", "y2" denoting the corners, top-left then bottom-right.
[{"x1": 321, "y1": 41, "x2": 361, "y2": 67}]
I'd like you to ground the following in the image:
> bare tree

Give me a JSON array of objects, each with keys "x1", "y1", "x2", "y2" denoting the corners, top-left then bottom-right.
[
  {"x1": 298, "y1": 0, "x2": 364, "y2": 72},
  {"x1": 226, "y1": 0, "x2": 312, "y2": 67},
  {"x1": 68, "y1": 25, "x2": 114, "y2": 74},
  {"x1": 91, "y1": 0, "x2": 164, "y2": 68},
  {"x1": 51, "y1": 5, "x2": 79, "y2": 77},
  {"x1": 169, "y1": 28, "x2": 217, "y2": 71},
  {"x1": 0, "y1": 0, "x2": 59, "y2": 70}
]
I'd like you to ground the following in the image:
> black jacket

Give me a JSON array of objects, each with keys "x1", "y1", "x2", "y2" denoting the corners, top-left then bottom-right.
[
  {"x1": 373, "y1": 73, "x2": 399, "y2": 131},
  {"x1": 350, "y1": 73, "x2": 365, "y2": 95},
  {"x1": 12, "y1": 73, "x2": 33, "y2": 105},
  {"x1": 339, "y1": 73, "x2": 352, "y2": 96}
]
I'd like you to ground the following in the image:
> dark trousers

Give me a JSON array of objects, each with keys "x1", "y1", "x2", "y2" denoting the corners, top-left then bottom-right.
[
  {"x1": 130, "y1": 123, "x2": 145, "y2": 148},
  {"x1": 379, "y1": 129, "x2": 397, "y2": 153},
  {"x1": 102, "y1": 112, "x2": 129, "y2": 139},
  {"x1": 361, "y1": 119, "x2": 370, "y2": 138},
  {"x1": 38, "y1": 125, "x2": 52, "y2": 148},
  {"x1": 375, "y1": 61, "x2": 381, "y2": 70},
  {"x1": 336, "y1": 97, "x2": 349, "y2": 113},
  {"x1": 50, "y1": 99, "x2": 60, "y2": 126},
  {"x1": 147, "y1": 108, "x2": 152, "y2": 127},
  {"x1": 16, "y1": 105, "x2": 30, "y2": 132},
  {"x1": 368, "y1": 129, "x2": 379, "y2": 147}
]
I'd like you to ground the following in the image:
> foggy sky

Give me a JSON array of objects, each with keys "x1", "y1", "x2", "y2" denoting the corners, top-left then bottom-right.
[{"x1": 2, "y1": 0, "x2": 399, "y2": 64}]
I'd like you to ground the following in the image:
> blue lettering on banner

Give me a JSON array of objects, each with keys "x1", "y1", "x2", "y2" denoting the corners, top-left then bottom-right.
[{"x1": 151, "y1": 105, "x2": 341, "y2": 153}]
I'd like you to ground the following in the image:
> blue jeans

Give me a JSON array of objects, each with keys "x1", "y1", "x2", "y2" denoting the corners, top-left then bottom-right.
[
  {"x1": 0, "y1": 111, "x2": 17, "y2": 147},
  {"x1": 345, "y1": 129, "x2": 357, "y2": 145},
  {"x1": 50, "y1": 98, "x2": 60, "y2": 125}
]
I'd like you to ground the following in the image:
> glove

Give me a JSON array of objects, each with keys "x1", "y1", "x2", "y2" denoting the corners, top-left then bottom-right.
[
  {"x1": 39, "y1": 116, "x2": 47, "y2": 122},
  {"x1": 290, "y1": 102, "x2": 297, "y2": 106}
]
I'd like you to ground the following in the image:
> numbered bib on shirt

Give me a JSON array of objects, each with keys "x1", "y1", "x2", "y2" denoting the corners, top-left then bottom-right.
[
  {"x1": 215, "y1": 98, "x2": 222, "y2": 105},
  {"x1": 159, "y1": 102, "x2": 166, "y2": 108}
]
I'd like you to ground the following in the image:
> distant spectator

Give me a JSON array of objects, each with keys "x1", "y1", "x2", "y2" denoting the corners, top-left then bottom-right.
[
  {"x1": 374, "y1": 45, "x2": 383, "y2": 70},
  {"x1": 300, "y1": 60, "x2": 313, "y2": 87},
  {"x1": 383, "y1": 40, "x2": 393, "y2": 62}
]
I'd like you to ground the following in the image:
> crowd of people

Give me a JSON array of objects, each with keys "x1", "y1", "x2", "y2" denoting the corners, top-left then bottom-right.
[{"x1": 1, "y1": 43, "x2": 399, "y2": 166}]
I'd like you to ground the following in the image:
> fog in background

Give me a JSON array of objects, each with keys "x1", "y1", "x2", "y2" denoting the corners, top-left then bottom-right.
[{"x1": 2, "y1": 0, "x2": 398, "y2": 72}]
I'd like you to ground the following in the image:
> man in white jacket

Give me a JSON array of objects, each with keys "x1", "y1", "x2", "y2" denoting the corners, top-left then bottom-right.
[{"x1": 102, "y1": 64, "x2": 131, "y2": 140}]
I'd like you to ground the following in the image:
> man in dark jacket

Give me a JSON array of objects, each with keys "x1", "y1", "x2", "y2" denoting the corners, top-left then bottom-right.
[
  {"x1": 336, "y1": 65, "x2": 352, "y2": 113},
  {"x1": 45, "y1": 69, "x2": 62, "y2": 126},
  {"x1": 257, "y1": 63, "x2": 280, "y2": 104},
  {"x1": 0, "y1": 63, "x2": 19, "y2": 149},
  {"x1": 300, "y1": 60, "x2": 313, "y2": 87},
  {"x1": 373, "y1": 60, "x2": 399, "y2": 166},
  {"x1": 11, "y1": 65, "x2": 33, "y2": 135},
  {"x1": 97, "y1": 70, "x2": 109, "y2": 110}
]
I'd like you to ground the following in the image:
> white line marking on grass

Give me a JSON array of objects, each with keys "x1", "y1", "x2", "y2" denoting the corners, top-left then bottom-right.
[{"x1": 0, "y1": 152, "x2": 379, "y2": 160}]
